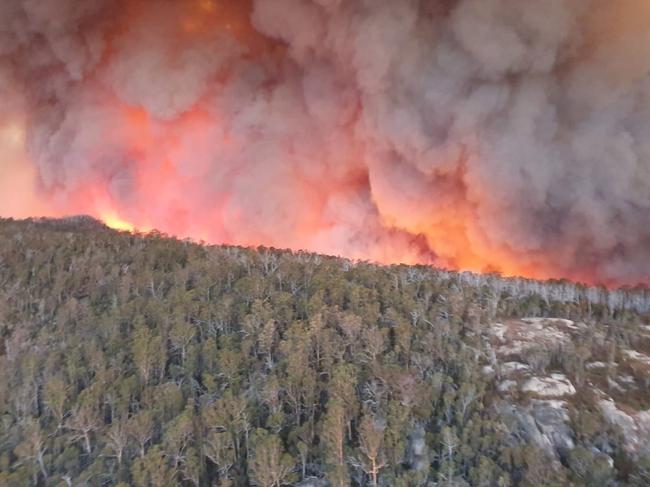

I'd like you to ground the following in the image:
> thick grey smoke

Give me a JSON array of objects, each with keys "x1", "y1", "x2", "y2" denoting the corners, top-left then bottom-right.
[{"x1": 1, "y1": 0, "x2": 649, "y2": 285}]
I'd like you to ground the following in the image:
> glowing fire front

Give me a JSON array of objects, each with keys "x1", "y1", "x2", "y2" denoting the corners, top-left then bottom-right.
[{"x1": 102, "y1": 211, "x2": 135, "y2": 233}]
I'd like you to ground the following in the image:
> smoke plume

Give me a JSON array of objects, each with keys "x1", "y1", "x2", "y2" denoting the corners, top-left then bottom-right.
[{"x1": 1, "y1": 0, "x2": 649, "y2": 285}]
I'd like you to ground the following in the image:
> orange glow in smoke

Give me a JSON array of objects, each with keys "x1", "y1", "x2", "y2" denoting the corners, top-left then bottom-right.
[
  {"x1": 0, "y1": 0, "x2": 627, "y2": 288},
  {"x1": 3, "y1": 108, "x2": 603, "y2": 285}
]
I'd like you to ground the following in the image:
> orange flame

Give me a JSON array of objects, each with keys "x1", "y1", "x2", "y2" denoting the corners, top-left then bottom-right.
[{"x1": 102, "y1": 210, "x2": 135, "y2": 232}]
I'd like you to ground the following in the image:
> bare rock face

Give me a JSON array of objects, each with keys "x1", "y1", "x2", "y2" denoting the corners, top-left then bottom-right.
[
  {"x1": 530, "y1": 400, "x2": 575, "y2": 453},
  {"x1": 623, "y1": 349, "x2": 650, "y2": 368},
  {"x1": 522, "y1": 374, "x2": 577, "y2": 397},
  {"x1": 498, "y1": 380, "x2": 517, "y2": 392},
  {"x1": 496, "y1": 399, "x2": 575, "y2": 460},
  {"x1": 490, "y1": 318, "x2": 579, "y2": 356},
  {"x1": 598, "y1": 399, "x2": 650, "y2": 456}
]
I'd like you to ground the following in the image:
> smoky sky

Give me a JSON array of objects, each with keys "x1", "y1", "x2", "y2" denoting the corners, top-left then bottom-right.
[{"x1": 1, "y1": 0, "x2": 649, "y2": 285}]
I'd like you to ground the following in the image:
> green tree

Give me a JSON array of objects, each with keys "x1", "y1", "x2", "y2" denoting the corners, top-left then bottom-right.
[
  {"x1": 249, "y1": 429, "x2": 295, "y2": 487},
  {"x1": 131, "y1": 446, "x2": 176, "y2": 487},
  {"x1": 321, "y1": 399, "x2": 349, "y2": 487}
]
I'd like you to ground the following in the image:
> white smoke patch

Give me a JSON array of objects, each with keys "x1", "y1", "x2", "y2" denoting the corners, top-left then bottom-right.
[{"x1": 1, "y1": 0, "x2": 649, "y2": 284}]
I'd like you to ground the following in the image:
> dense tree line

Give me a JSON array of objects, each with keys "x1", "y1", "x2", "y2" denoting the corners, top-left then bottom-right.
[{"x1": 0, "y1": 217, "x2": 648, "y2": 486}]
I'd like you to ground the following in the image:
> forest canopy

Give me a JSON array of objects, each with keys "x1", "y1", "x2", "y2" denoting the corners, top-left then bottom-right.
[{"x1": 0, "y1": 217, "x2": 649, "y2": 486}]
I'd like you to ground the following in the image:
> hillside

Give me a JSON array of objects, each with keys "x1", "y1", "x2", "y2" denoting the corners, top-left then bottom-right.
[{"x1": 0, "y1": 217, "x2": 649, "y2": 486}]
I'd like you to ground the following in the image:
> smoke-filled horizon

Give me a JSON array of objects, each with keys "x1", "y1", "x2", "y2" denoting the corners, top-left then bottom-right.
[{"x1": 1, "y1": 0, "x2": 649, "y2": 286}]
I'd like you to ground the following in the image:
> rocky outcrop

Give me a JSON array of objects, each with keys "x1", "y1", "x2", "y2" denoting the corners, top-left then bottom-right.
[
  {"x1": 530, "y1": 400, "x2": 575, "y2": 453},
  {"x1": 496, "y1": 399, "x2": 575, "y2": 460},
  {"x1": 598, "y1": 399, "x2": 650, "y2": 456},
  {"x1": 522, "y1": 374, "x2": 577, "y2": 397}
]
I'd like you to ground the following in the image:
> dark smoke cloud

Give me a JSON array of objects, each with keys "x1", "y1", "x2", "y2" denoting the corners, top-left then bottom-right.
[{"x1": 1, "y1": 0, "x2": 649, "y2": 285}]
